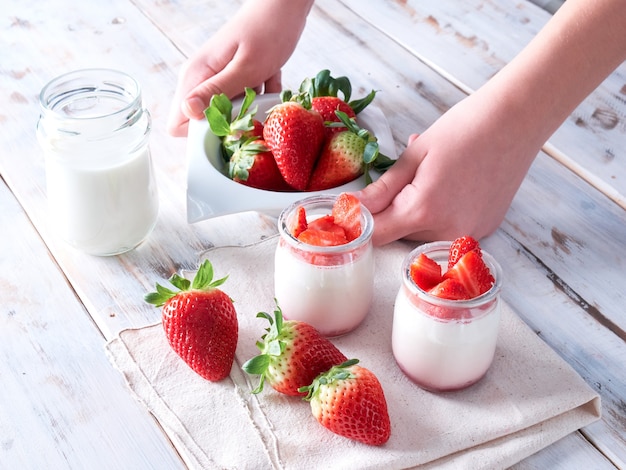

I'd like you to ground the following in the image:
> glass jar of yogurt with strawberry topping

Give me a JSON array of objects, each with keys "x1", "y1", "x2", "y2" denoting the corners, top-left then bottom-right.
[
  {"x1": 274, "y1": 194, "x2": 374, "y2": 337},
  {"x1": 392, "y1": 240, "x2": 503, "y2": 392}
]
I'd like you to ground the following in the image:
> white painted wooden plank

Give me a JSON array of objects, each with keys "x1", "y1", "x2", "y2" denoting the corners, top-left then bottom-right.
[
  {"x1": 339, "y1": 0, "x2": 626, "y2": 207},
  {"x1": 485, "y1": 153, "x2": 626, "y2": 467},
  {"x1": 0, "y1": 179, "x2": 185, "y2": 469},
  {"x1": 510, "y1": 431, "x2": 617, "y2": 470}
]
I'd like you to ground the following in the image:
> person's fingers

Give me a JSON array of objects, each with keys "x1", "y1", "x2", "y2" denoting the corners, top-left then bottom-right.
[
  {"x1": 354, "y1": 144, "x2": 422, "y2": 214},
  {"x1": 407, "y1": 133, "x2": 419, "y2": 145},
  {"x1": 264, "y1": 71, "x2": 282, "y2": 94},
  {"x1": 365, "y1": 182, "x2": 429, "y2": 246},
  {"x1": 167, "y1": 62, "x2": 283, "y2": 137}
]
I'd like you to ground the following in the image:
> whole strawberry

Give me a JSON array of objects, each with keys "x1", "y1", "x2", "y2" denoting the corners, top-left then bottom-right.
[
  {"x1": 308, "y1": 111, "x2": 394, "y2": 191},
  {"x1": 144, "y1": 260, "x2": 238, "y2": 382},
  {"x1": 262, "y1": 92, "x2": 325, "y2": 190},
  {"x1": 242, "y1": 303, "x2": 347, "y2": 396},
  {"x1": 299, "y1": 69, "x2": 376, "y2": 138},
  {"x1": 228, "y1": 138, "x2": 291, "y2": 191},
  {"x1": 299, "y1": 359, "x2": 391, "y2": 446}
]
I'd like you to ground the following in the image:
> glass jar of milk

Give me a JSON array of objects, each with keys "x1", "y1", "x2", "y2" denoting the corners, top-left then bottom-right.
[{"x1": 36, "y1": 69, "x2": 158, "y2": 256}]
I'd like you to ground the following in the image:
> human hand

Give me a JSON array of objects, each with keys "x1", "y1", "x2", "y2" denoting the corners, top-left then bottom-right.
[
  {"x1": 167, "y1": 0, "x2": 314, "y2": 137},
  {"x1": 355, "y1": 92, "x2": 541, "y2": 245}
]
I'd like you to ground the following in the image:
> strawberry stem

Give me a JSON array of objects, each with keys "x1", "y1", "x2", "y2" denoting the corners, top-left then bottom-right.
[
  {"x1": 144, "y1": 259, "x2": 227, "y2": 307},
  {"x1": 298, "y1": 359, "x2": 360, "y2": 400},
  {"x1": 241, "y1": 302, "x2": 289, "y2": 394}
]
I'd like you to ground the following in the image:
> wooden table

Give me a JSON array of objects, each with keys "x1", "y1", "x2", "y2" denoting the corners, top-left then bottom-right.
[{"x1": 2, "y1": 0, "x2": 624, "y2": 468}]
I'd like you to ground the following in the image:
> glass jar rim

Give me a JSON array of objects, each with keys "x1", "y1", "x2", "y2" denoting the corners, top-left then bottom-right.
[
  {"x1": 277, "y1": 194, "x2": 374, "y2": 253},
  {"x1": 401, "y1": 240, "x2": 503, "y2": 307},
  {"x1": 38, "y1": 68, "x2": 142, "y2": 120}
]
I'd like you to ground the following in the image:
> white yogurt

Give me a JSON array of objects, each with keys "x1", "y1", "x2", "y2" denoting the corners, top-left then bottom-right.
[
  {"x1": 274, "y1": 194, "x2": 375, "y2": 337},
  {"x1": 392, "y1": 285, "x2": 501, "y2": 391},
  {"x1": 274, "y1": 240, "x2": 374, "y2": 336},
  {"x1": 45, "y1": 147, "x2": 158, "y2": 255}
]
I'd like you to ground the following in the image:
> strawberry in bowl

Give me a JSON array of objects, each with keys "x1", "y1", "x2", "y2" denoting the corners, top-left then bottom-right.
[{"x1": 185, "y1": 70, "x2": 396, "y2": 223}]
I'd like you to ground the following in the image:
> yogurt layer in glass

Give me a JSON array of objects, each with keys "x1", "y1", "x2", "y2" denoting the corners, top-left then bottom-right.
[
  {"x1": 274, "y1": 195, "x2": 374, "y2": 337},
  {"x1": 392, "y1": 241, "x2": 503, "y2": 391}
]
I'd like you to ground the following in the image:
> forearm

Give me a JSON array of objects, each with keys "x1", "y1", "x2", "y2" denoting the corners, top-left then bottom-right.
[{"x1": 478, "y1": 0, "x2": 626, "y2": 152}]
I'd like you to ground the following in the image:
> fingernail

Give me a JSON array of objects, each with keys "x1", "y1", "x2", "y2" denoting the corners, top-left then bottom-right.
[{"x1": 184, "y1": 96, "x2": 206, "y2": 117}]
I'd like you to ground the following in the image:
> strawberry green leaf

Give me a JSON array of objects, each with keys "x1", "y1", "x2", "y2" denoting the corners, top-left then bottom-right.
[
  {"x1": 349, "y1": 89, "x2": 377, "y2": 114},
  {"x1": 372, "y1": 152, "x2": 395, "y2": 172},
  {"x1": 192, "y1": 259, "x2": 228, "y2": 290},
  {"x1": 169, "y1": 273, "x2": 191, "y2": 291},
  {"x1": 205, "y1": 94, "x2": 233, "y2": 137},
  {"x1": 363, "y1": 141, "x2": 379, "y2": 165},
  {"x1": 144, "y1": 259, "x2": 227, "y2": 307}
]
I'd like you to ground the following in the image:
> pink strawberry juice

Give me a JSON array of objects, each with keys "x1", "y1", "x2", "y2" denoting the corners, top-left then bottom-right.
[
  {"x1": 274, "y1": 195, "x2": 375, "y2": 337},
  {"x1": 392, "y1": 242, "x2": 503, "y2": 391}
]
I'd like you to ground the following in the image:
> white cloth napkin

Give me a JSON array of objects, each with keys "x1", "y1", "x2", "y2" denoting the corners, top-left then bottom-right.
[{"x1": 106, "y1": 236, "x2": 600, "y2": 469}]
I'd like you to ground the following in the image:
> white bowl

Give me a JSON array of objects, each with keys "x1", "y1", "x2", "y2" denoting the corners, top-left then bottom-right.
[{"x1": 186, "y1": 93, "x2": 397, "y2": 223}]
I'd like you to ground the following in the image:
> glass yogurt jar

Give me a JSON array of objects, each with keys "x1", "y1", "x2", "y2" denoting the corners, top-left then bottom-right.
[
  {"x1": 392, "y1": 241, "x2": 503, "y2": 392},
  {"x1": 36, "y1": 69, "x2": 158, "y2": 256},
  {"x1": 274, "y1": 195, "x2": 375, "y2": 337}
]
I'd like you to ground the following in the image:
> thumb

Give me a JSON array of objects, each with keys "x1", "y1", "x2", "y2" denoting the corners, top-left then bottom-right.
[{"x1": 354, "y1": 148, "x2": 420, "y2": 214}]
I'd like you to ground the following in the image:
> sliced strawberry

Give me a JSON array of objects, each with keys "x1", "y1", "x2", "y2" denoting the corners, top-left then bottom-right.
[
  {"x1": 307, "y1": 214, "x2": 335, "y2": 231},
  {"x1": 448, "y1": 236, "x2": 480, "y2": 269},
  {"x1": 297, "y1": 227, "x2": 348, "y2": 247},
  {"x1": 290, "y1": 205, "x2": 308, "y2": 238},
  {"x1": 428, "y1": 278, "x2": 471, "y2": 300},
  {"x1": 307, "y1": 215, "x2": 347, "y2": 239},
  {"x1": 409, "y1": 253, "x2": 443, "y2": 291},
  {"x1": 331, "y1": 193, "x2": 362, "y2": 241},
  {"x1": 444, "y1": 250, "x2": 495, "y2": 298}
]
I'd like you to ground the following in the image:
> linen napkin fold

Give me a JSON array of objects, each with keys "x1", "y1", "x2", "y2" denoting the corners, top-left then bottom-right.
[{"x1": 106, "y1": 236, "x2": 600, "y2": 470}]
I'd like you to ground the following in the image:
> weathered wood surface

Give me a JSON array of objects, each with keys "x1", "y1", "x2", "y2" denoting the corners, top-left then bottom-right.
[{"x1": 0, "y1": 0, "x2": 624, "y2": 468}]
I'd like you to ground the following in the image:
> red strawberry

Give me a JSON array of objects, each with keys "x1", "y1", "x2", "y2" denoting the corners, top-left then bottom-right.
[
  {"x1": 307, "y1": 215, "x2": 346, "y2": 238},
  {"x1": 444, "y1": 250, "x2": 495, "y2": 298},
  {"x1": 298, "y1": 227, "x2": 348, "y2": 247},
  {"x1": 428, "y1": 278, "x2": 470, "y2": 300},
  {"x1": 290, "y1": 205, "x2": 308, "y2": 238},
  {"x1": 308, "y1": 110, "x2": 393, "y2": 191},
  {"x1": 263, "y1": 94, "x2": 325, "y2": 190},
  {"x1": 410, "y1": 253, "x2": 443, "y2": 291},
  {"x1": 311, "y1": 96, "x2": 356, "y2": 137},
  {"x1": 308, "y1": 129, "x2": 367, "y2": 190},
  {"x1": 144, "y1": 260, "x2": 238, "y2": 382},
  {"x1": 228, "y1": 139, "x2": 291, "y2": 191},
  {"x1": 448, "y1": 236, "x2": 481, "y2": 269},
  {"x1": 299, "y1": 69, "x2": 376, "y2": 118},
  {"x1": 299, "y1": 359, "x2": 391, "y2": 446},
  {"x1": 331, "y1": 192, "x2": 362, "y2": 241},
  {"x1": 242, "y1": 303, "x2": 347, "y2": 396}
]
